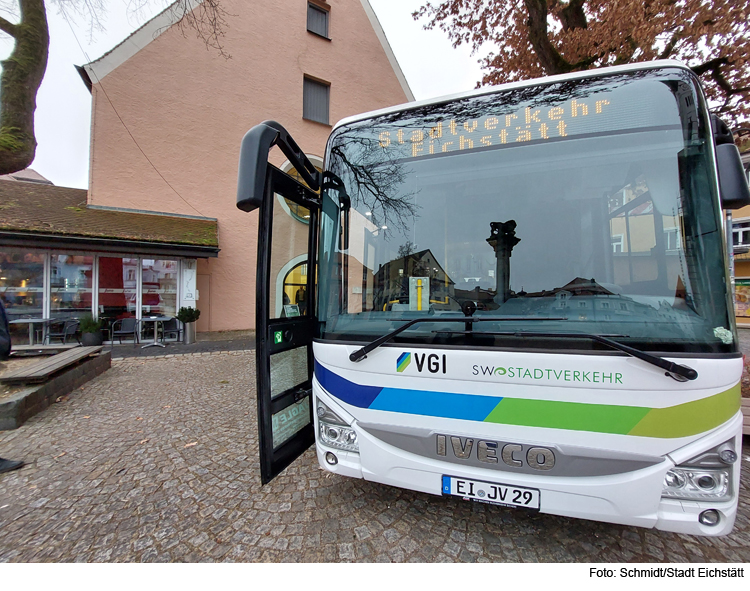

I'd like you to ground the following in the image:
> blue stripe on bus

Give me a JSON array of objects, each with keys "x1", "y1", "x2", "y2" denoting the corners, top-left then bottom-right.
[
  {"x1": 314, "y1": 361, "x2": 383, "y2": 408},
  {"x1": 314, "y1": 361, "x2": 501, "y2": 421},
  {"x1": 370, "y1": 388, "x2": 501, "y2": 421}
]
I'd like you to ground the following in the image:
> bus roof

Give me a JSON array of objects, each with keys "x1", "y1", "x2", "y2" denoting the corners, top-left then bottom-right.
[{"x1": 332, "y1": 59, "x2": 692, "y2": 133}]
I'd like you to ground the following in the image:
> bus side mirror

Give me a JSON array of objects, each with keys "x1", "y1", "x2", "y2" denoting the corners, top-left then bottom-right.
[
  {"x1": 712, "y1": 115, "x2": 750, "y2": 210},
  {"x1": 237, "y1": 120, "x2": 321, "y2": 213}
]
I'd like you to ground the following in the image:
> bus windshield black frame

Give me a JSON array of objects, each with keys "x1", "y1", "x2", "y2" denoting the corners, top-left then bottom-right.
[{"x1": 317, "y1": 66, "x2": 737, "y2": 355}]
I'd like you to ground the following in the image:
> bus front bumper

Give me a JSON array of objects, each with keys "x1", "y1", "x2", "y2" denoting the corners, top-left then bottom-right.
[{"x1": 315, "y1": 410, "x2": 742, "y2": 537}]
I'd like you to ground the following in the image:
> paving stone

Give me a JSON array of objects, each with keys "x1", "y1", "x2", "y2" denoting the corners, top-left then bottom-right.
[{"x1": 0, "y1": 350, "x2": 749, "y2": 562}]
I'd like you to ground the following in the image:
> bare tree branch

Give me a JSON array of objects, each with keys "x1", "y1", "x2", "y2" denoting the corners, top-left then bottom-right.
[
  {"x1": 0, "y1": 14, "x2": 19, "y2": 35},
  {"x1": 164, "y1": 0, "x2": 233, "y2": 59}
]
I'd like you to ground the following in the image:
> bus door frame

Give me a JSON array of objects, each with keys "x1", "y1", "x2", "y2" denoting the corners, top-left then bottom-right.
[{"x1": 237, "y1": 121, "x2": 322, "y2": 484}]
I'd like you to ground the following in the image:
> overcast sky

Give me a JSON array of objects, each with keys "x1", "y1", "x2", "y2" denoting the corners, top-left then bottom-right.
[{"x1": 0, "y1": 0, "x2": 485, "y2": 189}]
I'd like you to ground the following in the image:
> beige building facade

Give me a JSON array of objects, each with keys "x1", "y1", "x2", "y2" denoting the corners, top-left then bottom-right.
[{"x1": 82, "y1": 0, "x2": 413, "y2": 332}]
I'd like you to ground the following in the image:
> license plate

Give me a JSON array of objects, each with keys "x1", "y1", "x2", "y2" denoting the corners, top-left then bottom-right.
[{"x1": 442, "y1": 475, "x2": 540, "y2": 510}]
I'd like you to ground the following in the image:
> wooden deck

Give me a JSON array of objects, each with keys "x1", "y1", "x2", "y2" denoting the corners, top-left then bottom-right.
[
  {"x1": 0, "y1": 346, "x2": 104, "y2": 385},
  {"x1": 743, "y1": 398, "x2": 750, "y2": 436}
]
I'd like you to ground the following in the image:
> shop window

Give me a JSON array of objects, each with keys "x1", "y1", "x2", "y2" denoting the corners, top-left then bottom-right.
[
  {"x1": 0, "y1": 250, "x2": 45, "y2": 326},
  {"x1": 50, "y1": 254, "x2": 93, "y2": 319},
  {"x1": 141, "y1": 259, "x2": 178, "y2": 318},
  {"x1": 99, "y1": 257, "x2": 139, "y2": 326}
]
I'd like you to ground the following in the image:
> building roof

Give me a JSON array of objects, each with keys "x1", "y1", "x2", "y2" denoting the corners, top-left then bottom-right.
[
  {"x1": 0, "y1": 168, "x2": 53, "y2": 185},
  {"x1": 0, "y1": 182, "x2": 219, "y2": 258}
]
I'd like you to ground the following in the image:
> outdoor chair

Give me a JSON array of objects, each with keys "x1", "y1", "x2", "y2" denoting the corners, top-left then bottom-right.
[
  {"x1": 110, "y1": 318, "x2": 140, "y2": 346},
  {"x1": 160, "y1": 318, "x2": 182, "y2": 343},
  {"x1": 45, "y1": 320, "x2": 81, "y2": 345}
]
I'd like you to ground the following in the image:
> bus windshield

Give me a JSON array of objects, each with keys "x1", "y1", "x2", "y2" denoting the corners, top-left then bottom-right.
[{"x1": 318, "y1": 67, "x2": 735, "y2": 354}]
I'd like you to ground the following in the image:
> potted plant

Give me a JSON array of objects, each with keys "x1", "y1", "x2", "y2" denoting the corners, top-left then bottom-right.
[
  {"x1": 79, "y1": 314, "x2": 103, "y2": 346},
  {"x1": 176, "y1": 306, "x2": 201, "y2": 345}
]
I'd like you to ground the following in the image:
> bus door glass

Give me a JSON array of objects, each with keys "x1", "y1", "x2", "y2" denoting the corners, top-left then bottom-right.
[{"x1": 256, "y1": 166, "x2": 319, "y2": 484}]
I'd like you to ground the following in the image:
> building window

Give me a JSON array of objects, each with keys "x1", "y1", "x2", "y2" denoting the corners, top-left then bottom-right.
[
  {"x1": 141, "y1": 259, "x2": 178, "y2": 318},
  {"x1": 0, "y1": 250, "x2": 45, "y2": 322},
  {"x1": 282, "y1": 262, "x2": 309, "y2": 316},
  {"x1": 280, "y1": 160, "x2": 323, "y2": 224},
  {"x1": 733, "y1": 221, "x2": 750, "y2": 247},
  {"x1": 608, "y1": 191, "x2": 624, "y2": 212},
  {"x1": 50, "y1": 254, "x2": 93, "y2": 320},
  {"x1": 303, "y1": 76, "x2": 330, "y2": 125},
  {"x1": 99, "y1": 257, "x2": 139, "y2": 323},
  {"x1": 307, "y1": 3, "x2": 329, "y2": 38},
  {"x1": 664, "y1": 227, "x2": 681, "y2": 251}
]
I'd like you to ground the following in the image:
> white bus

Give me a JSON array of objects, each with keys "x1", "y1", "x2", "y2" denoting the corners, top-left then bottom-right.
[{"x1": 237, "y1": 61, "x2": 749, "y2": 536}]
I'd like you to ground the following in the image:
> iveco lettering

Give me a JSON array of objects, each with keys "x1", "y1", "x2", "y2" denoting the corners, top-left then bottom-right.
[{"x1": 237, "y1": 61, "x2": 749, "y2": 536}]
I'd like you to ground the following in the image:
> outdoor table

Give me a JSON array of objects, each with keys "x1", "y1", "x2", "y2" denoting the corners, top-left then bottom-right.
[
  {"x1": 9, "y1": 318, "x2": 52, "y2": 345},
  {"x1": 140, "y1": 316, "x2": 173, "y2": 349}
]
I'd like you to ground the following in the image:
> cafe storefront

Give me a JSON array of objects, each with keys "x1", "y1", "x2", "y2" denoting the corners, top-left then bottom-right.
[{"x1": 0, "y1": 182, "x2": 218, "y2": 344}]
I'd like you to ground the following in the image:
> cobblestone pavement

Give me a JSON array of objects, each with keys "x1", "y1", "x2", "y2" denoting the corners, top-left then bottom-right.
[{"x1": 0, "y1": 350, "x2": 748, "y2": 562}]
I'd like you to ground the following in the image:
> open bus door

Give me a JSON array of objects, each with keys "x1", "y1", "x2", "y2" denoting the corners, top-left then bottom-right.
[{"x1": 237, "y1": 121, "x2": 321, "y2": 484}]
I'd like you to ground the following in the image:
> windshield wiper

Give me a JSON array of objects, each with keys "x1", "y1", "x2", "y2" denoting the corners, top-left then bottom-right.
[
  {"x1": 350, "y1": 322, "x2": 697, "y2": 382},
  {"x1": 436, "y1": 329, "x2": 697, "y2": 382},
  {"x1": 348, "y1": 317, "x2": 566, "y2": 363}
]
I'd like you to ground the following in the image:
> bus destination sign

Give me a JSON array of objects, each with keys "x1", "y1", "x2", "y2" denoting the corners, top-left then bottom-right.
[{"x1": 376, "y1": 85, "x2": 677, "y2": 160}]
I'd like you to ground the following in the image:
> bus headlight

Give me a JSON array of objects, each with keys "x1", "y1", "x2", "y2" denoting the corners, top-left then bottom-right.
[
  {"x1": 316, "y1": 399, "x2": 359, "y2": 453},
  {"x1": 661, "y1": 439, "x2": 735, "y2": 502},
  {"x1": 662, "y1": 468, "x2": 730, "y2": 501}
]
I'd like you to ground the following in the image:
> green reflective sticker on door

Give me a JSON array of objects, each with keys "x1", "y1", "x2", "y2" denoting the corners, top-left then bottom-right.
[{"x1": 274, "y1": 331, "x2": 283, "y2": 344}]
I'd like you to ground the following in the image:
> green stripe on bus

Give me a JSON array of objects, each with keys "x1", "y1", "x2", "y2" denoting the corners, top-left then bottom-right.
[
  {"x1": 484, "y1": 398, "x2": 648, "y2": 434},
  {"x1": 483, "y1": 384, "x2": 740, "y2": 438},
  {"x1": 627, "y1": 384, "x2": 741, "y2": 438}
]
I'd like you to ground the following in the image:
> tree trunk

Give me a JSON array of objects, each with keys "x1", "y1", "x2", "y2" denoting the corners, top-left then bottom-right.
[
  {"x1": 0, "y1": 0, "x2": 49, "y2": 175},
  {"x1": 524, "y1": 0, "x2": 571, "y2": 75}
]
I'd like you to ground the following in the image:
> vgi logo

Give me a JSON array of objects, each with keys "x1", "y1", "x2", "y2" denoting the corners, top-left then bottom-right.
[
  {"x1": 437, "y1": 434, "x2": 555, "y2": 471},
  {"x1": 396, "y1": 352, "x2": 411, "y2": 372},
  {"x1": 397, "y1": 352, "x2": 446, "y2": 374}
]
